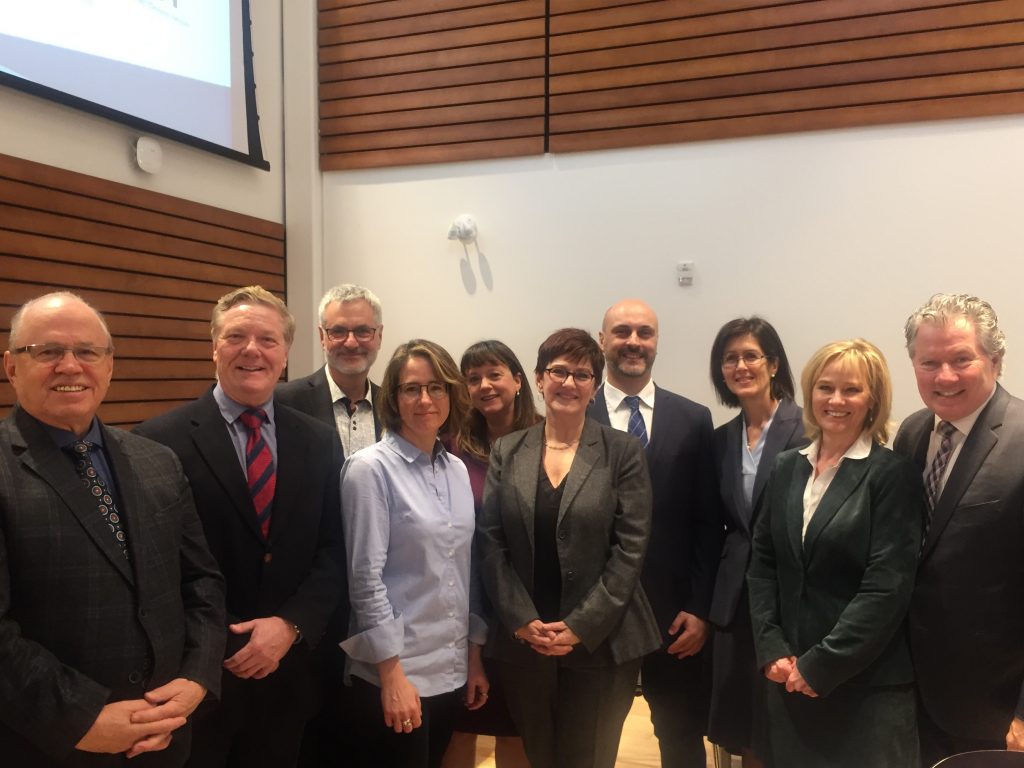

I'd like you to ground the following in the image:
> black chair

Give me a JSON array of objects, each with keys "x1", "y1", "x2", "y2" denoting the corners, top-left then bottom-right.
[{"x1": 934, "y1": 751, "x2": 1024, "y2": 767}]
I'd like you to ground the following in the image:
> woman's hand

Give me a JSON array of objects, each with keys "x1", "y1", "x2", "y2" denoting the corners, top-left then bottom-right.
[
  {"x1": 764, "y1": 656, "x2": 797, "y2": 684},
  {"x1": 785, "y1": 663, "x2": 818, "y2": 698},
  {"x1": 377, "y1": 657, "x2": 422, "y2": 733},
  {"x1": 464, "y1": 643, "x2": 490, "y2": 710},
  {"x1": 532, "y1": 621, "x2": 580, "y2": 657},
  {"x1": 514, "y1": 619, "x2": 556, "y2": 653}
]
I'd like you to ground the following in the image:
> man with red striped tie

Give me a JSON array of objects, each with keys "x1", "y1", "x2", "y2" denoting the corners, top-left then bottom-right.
[{"x1": 137, "y1": 286, "x2": 345, "y2": 768}]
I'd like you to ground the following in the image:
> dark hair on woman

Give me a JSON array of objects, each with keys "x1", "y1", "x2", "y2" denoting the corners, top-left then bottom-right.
[
  {"x1": 377, "y1": 339, "x2": 470, "y2": 441},
  {"x1": 535, "y1": 328, "x2": 604, "y2": 382},
  {"x1": 457, "y1": 340, "x2": 540, "y2": 462},
  {"x1": 709, "y1": 317, "x2": 795, "y2": 408}
]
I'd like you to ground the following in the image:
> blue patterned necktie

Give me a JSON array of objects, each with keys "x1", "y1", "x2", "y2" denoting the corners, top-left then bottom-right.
[
  {"x1": 623, "y1": 395, "x2": 649, "y2": 449},
  {"x1": 66, "y1": 441, "x2": 129, "y2": 559},
  {"x1": 922, "y1": 420, "x2": 957, "y2": 543}
]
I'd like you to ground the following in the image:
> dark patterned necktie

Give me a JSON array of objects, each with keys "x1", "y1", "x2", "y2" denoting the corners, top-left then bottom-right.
[
  {"x1": 624, "y1": 395, "x2": 649, "y2": 449},
  {"x1": 239, "y1": 409, "x2": 275, "y2": 538},
  {"x1": 66, "y1": 441, "x2": 129, "y2": 559},
  {"x1": 922, "y1": 420, "x2": 958, "y2": 541}
]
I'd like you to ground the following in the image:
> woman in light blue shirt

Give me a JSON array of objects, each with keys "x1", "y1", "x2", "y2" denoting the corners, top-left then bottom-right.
[{"x1": 341, "y1": 339, "x2": 488, "y2": 768}]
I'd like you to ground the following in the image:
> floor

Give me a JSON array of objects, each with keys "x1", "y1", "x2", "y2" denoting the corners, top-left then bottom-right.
[{"x1": 471, "y1": 696, "x2": 739, "y2": 767}]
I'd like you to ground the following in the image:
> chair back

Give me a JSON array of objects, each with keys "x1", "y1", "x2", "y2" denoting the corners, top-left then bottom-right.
[{"x1": 934, "y1": 751, "x2": 1024, "y2": 768}]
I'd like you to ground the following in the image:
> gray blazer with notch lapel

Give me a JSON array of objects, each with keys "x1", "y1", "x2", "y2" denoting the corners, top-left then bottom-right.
[
  {"x1": 0, "y1": 406, "x2": 225, "y2": 767},
  {"x1": 894, "y1": 383, "x2": 1024, "y2": 740},
  {"x1": 477, "y1": 418, "x2": 660, "y2": 667}
]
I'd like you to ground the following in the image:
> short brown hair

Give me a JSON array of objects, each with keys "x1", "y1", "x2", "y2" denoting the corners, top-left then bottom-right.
[
  {"x1": 534, "y1": 328, "x2": 604, "y2": 382},
  {"x1": 211, "y1": 286, "x2": 295, "y2": 345},
  {"x1": 377, "y1": 339, "x2": 470, "y2": 441}
]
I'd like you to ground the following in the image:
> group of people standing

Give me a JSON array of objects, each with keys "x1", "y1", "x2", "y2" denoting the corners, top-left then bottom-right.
[{"x1": 1, "y1": 283, "x2": 1022, "y2": 768}]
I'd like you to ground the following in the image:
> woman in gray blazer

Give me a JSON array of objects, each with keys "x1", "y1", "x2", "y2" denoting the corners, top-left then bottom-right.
[
  {"x1": 477, "y1": 328, "x2": 660, "y2": 768},
  {"x1": 748, "y1": 339, "x2": 922, "y2": 767},
  {"x1": 707, "y1": 316, "x2": 807, "y2": 767}
]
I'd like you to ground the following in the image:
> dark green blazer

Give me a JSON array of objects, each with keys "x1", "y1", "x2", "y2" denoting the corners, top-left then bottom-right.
[{"x1": 748, "y1": 440, "x2": 922, "y2": 697}]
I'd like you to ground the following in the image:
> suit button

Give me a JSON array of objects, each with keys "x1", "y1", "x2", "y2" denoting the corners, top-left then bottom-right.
[
  {"x1": 558, "y1": 532, "x2": 566, "y2": 540},
  {"x1": 128, "y1": 671, "x2": 142, "y2": 684},
  {"x1": 566, "y1": 570, "x2": 575, "y2": 580},
  {"x1": 263, "y1": 553, "x2": 273, "y2": 564},
  {"x1": 138, "y1": 608, "x2": 148, "y2": 618}
]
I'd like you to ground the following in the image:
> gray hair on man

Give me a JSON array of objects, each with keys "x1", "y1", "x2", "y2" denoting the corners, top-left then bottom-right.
[
  {"x1": 904, "y1": 293, "x2": 1006, "y2": 362},
  {"x1": 318, "y1": 284, "x2": 382, "y2": 326}
]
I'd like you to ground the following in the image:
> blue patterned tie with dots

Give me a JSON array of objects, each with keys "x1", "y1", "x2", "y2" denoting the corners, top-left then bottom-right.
[
  {"x1": 67, "y1": 441, "x2": 129, "y2": 560},
  {"x1": 624, "y1": 395, "x2": 649, "y2": 449}
]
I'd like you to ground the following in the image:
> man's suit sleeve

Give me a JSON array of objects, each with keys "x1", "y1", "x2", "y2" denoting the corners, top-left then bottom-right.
[{"x1": 685, "y1": 408, "x2": 725, "y2": 618}]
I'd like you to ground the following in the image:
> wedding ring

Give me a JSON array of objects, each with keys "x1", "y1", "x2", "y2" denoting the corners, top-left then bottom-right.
[{"x1": 402, "y1": 719, "x2": 413, "y2": 727}]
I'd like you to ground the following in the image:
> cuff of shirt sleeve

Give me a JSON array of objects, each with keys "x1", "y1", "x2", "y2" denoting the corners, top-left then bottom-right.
[
  {"x1": 340, "y1": 613, "x2": 405, "y2": 664},
  {"x1": 469, "y1": 612, "x2": 488, "y2": 646}
]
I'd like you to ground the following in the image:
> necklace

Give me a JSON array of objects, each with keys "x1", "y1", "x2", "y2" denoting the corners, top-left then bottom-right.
[{"x1": 544, "y1": 440, "x2": 578, "y2": 451}]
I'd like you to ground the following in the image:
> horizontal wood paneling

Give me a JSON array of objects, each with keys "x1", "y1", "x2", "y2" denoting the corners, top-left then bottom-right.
[
  {"x1": 319, "y1": 0, "x2": 547, "y2": 169},
  {"x1": 0, "y1": 152, "x2": 285, "y2": 428},
  {"x1": 548, "y1": 0, "x2": 1024, "y2": 153}
]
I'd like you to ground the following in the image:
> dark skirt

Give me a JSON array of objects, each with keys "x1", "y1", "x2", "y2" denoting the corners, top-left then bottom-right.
[
  {"x1": 451, "y1": 657, "x2": 520, "y2": 737},
  {"x1": 762, "y1": 680, "x2": 918, "y2": 768},
  {"x1": 708, "y1": 588, "x2": 764, "y2": 756}
]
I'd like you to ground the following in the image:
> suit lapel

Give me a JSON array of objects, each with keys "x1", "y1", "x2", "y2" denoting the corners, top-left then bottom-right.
[
  {"x1": 271, "y1": 405, "x2": 302, "y2": 539},
  {"x1": 557, "y1": 420, "x2": 600, "y2": 527},
  {"x1": 802, "y1": 448, "x2": 872, "y2": 555},
  {"x1": 785, "y1": 456, "x2": 811, "y2": 562},
  {"x1": 102, "y1": 427, "x2": 143, "y2": 585},
  {"x1": 723, "y1": 414, "x2": 749, "y2": 528},
  {"x1": 588, "y1": 387, "x2": 612, "y2": 428},
  {"x1": 922, "y1": 387, "x2": 1006, "y2": 560},
  {"x1": 312, "y1": 369, "x2": 336, "y2": 425},
  {"x1": 512, "y1": 423, "x2": 543, "y2": 555},
  {"x1": 191, "y1": 393, "x2": 264, "y2": 542},
  {"x1": 12, "y1": 408, "x2": 133, "y2": 583},
  {"x1": 753, "y1": 399, "x2": 801, "y2": 512}
]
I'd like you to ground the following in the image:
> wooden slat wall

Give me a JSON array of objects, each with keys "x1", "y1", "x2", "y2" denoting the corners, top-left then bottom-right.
[
  {"x1": 548, "y1": 0, "x2": 1024, "y2": 153},
  {"x1": 318, "y1": 0, "x2": 548, "y2": 169},
  {"x1": 0, "y1": 153, "x2": 286, "y2": 428}
]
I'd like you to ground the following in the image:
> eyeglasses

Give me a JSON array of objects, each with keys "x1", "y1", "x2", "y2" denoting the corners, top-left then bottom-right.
[
  {"x1": 323, "y1": 325, "x2": 378, "y2": 343},
  {"x1": 13, "y1": 344, "x2": 113, "y2": 364},
  {"x1": 722, "y1": 352, "x2": 767, "y2": 369},
  {"x1": 545, "y1": 367, "x2": 596, "y2": 384},
  {"x1": 398, "y1": 382, "x2": 449, "y2": 400}
]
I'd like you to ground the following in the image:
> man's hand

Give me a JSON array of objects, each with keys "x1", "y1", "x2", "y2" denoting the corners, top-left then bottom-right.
[
  {"x1": 223, "y1": 616, "x2": 297, "y2": 679},
  {"x1": 132, "y1": 679, "x2": 207, "y2": 723},
  {"x1": 785, "y1": 664, "x2": 818, "y2": 698},
  {"x1": 665, "y1": 611, "x2": 708, "y2": 658},
  {"x1": 764, "y1": 656, "x2": 796, "y2": 684},
  {"x1": 1007, "y1": 716, "x2": 1024, "y2": 751},
  {"x1": 75, "y1": 699, "x2": 185, "y2": 755}
]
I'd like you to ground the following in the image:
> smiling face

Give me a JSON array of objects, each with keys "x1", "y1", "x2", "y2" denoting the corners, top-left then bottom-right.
[
  {"x1": 320, "y1": 298, "x2": 381, "y2": 381},
  {"x1": 536, "y1": 355, "x2": 596, "y2": 420},
  {"x1": 911, "y1": 317, "x2": 1000, "y2": 423},
  {"x1": 600, "y1": 300, "x2": 658, "y2": 388},
  {"x1": 213, "y1": 302, "x2": 289, "y2": 407},
  {"x1": 465, "y1": 362, "x2": 521, "y2": 421},
  {"x1": 397, "y1": 355, "x2": 450, "y2": 450},
  {"x1": 721, "y1": 333, "x2": 778, "y2": 405},
  {"x1": 4, "y1": 296, "x2": 113, "y2": 436},
  {"x1": 811, "y1": 359, "x2": 872, "y2": 448}
]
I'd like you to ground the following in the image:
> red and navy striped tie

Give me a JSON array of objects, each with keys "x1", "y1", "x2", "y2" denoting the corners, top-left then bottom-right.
[{"x1": 240, "y1": 409, "x2": 275, "y2": 538}]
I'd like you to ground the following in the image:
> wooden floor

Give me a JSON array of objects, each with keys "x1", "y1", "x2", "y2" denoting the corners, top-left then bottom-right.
[{"x1": 472, "y1": 696, "x2": 737, "y2": 767}]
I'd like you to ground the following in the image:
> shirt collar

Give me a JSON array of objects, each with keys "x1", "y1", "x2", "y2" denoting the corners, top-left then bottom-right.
[
  {"x1": 603, "y1": 378, "x2": 656, "y2": 412},
  {"x1": 933, "y1": 385, "x2": 996, "y2": 437},
  {"x1": 324, "y1": 365, "x2": 370, "y2": 405},
  {"x1": 799, "y1": 431, "x2": 873, "y2": 466},
  {"x1": 213, "y1": 383, "x2": 276, "y2": 427},
  {"x1": 42, "y1": 417, "x2": 104, "y2": 450},
  {"x1": 384, "y1": 430, "x2": 449, "y2": 464}
]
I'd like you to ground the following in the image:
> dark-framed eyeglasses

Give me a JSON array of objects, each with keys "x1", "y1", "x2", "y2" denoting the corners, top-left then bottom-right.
[
  {"x1": 13, "y1": 344, "x2": 113, "y2": 364},
  {"x1": 722, "y1": 352, "x2": 767, "y2": 369},
  {"x1": 323, "y1": 325, "x2": 378, "y2": 343},
  {"x1": 398, "y1": 382, "x2": 449, "y2": 401},
  {"x1": 545, "y1": 367, "x2": 595, "y2": 384}
]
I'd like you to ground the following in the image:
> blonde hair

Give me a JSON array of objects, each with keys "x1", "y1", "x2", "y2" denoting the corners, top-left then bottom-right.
[
  {"x1": 801, "y1": 339, "x2": 892, "y2": 444},
  {"x1": 211, "y1": 286, "x2": 295, "y2": 345}
]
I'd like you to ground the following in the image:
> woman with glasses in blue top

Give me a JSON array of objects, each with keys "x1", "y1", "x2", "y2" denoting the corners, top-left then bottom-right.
[
  {"x1": 340, "y1": 339, "x2": 488, "y2": 768},
  {"x1": 477, "y1": 328, "x2": 660, "y2": 768}
]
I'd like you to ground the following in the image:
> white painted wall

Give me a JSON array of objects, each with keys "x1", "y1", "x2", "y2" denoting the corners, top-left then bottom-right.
[
  {"x1": 319, "y1": 115, "x2": 1024, "y2": 428},
  {"x1": 0, "y1": 0, "x2": 284, "y2": 223}
]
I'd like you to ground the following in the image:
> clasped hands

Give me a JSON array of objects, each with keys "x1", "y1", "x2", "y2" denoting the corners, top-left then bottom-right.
[
  {"x1": 764, "y1": 655, "x2": 818, "y2": 698},
  {"x1": 75, "y1": 678, "x2": 206, "y2": 758},
  {"x1": 514, "y1": 619, "x2": 580, "y2": 656}
]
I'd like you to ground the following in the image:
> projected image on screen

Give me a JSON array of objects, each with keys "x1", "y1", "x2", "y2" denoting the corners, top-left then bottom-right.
[{"x1": 0, "y1": 0, "x2": 266, "y2": 168}]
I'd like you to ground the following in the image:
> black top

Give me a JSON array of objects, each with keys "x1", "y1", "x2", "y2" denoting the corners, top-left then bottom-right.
[{"x1": 533, "y1": 471, "x2": 564, "y2": 622}]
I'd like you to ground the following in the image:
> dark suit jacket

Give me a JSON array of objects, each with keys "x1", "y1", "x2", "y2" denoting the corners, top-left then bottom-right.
[
  {"x1": 477, "y1": 419, "x2": 661, "y2": 667},
  {"x1": 135, "y1": 390, "x2": 345, "y2": 665},
  {"x1": 894, "y1": 384, "x2": 1024, "y2": 739},
  {"x1": 748, "y1": 441, "x2": 922, "y2": 698},
  {"x1": 275, "y1": 367, "x2": 381, "y2": 459},
  {"x1": 0, "y1": 407, "x2": 225, "y2": 767},
  {"x1": 589, "y1": 386, "x2": 723, "y2": 643},
  {"x1": 709, "y1": 398, "x2": 807, "y2": 627}
]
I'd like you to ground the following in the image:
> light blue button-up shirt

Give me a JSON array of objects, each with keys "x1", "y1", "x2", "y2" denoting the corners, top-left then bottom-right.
[{"x1": 340, "y1": 431, "x2": 485, "y2": 697}]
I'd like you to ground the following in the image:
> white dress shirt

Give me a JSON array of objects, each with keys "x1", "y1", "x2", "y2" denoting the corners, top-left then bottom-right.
[
  {"x1": 798, "y1": 433, "x2": 873, "y2": 541},
  {"x1": 602, "y1": 379, "x2": 656, "y2": 440}
]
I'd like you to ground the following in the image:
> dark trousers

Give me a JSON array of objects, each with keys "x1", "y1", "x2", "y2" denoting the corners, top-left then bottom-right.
[
  {"x1": 642, "y1": 648, "x2": 709, "y2": 768},
  {"x1": 348, "y1": 676, "x2": 460, "y2": 768},
  {"x1": 495, "y1": 656, "x2": 641, "y2": 768},
  {"x1": 917, "y1": 697, "x2": 1006, "y2": 768}
]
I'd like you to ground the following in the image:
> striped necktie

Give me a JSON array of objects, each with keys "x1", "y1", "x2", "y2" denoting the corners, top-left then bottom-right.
[
  {"x1": 623, "y1": 395, "x2": 649, "y2": 449},
  {"x1": 922, "y1": 420, "x2": 957, "y2": 543},
  {"x1": 239, "y1": 409, "x2": 275, "y2": 538}
]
